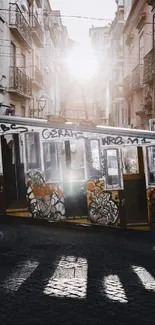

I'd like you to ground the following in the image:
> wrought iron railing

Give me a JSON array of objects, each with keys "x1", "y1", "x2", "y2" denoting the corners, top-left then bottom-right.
[
  {"x1": 9, "y1": 3, "x2": 32, "y2": 47},
  {"x1": 31, "y1": 15, "x2": 44, "y2": 46},
  {"x1": 9, "y1": 66, "x2": 32, "y2": 97},
  {"x1": 143, "y1": 49, "x2": 155, "y2": 84},
  {"x1": 33, "y1": 66, "x2": 43, "y2": 88},
  {"x1": 131, "y1": 64, "x2": 143, "y2": 91}
]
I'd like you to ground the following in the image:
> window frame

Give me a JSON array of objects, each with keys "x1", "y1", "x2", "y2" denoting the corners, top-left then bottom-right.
[
  {"x1": 104, "y1": 147, "x2": 123, "y2": 190},
  {"x1": 146, "y1": 145, "x2": 155, "y2": 186},
  {"x1": 42, "y1": 141, "x2": 61, "y2": 183},
  {"x1": 25, "y1": 132, "x2": 41, "y2": 171},
  {"x1": 60, "y1": 138, "x2": 87, "y2": 183},
  {"x1": 121, "y1": 145, "x2": 139, "y2": 175},
  {"x1": 85, "y1": 138, "x2": 103, "y2": 180}
]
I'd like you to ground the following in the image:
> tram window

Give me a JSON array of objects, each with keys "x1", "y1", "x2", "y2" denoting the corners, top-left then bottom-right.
[
  {"x1": 122, "y1": 146, "x2": 139, "y2": 174},
  {"x1": 105, "y1": 149, "x2": 121, "y2": 189},
  {"x1": 147, "y1": 146, "x2": 155, "y2": 185},
  {"x1": 19, "y1": 134, "x2": 24, "y2": 164},
  {"x1": 25, "y1": 132, "x2": 41, "y2": 170},
  {"x1": 43, "y1": 142, "x2": 60, "y2": 182},
  {"x1": 86, "y1": 139, "x2": 102, "y2": 178},
  {"x1": 61, "y1": 139, "x2": 85, "y2": 181}
]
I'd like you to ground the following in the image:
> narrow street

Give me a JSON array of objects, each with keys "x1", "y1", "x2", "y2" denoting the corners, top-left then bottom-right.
[{"x1": 0, "y1": 222, "x2": 155, "y2": 324}]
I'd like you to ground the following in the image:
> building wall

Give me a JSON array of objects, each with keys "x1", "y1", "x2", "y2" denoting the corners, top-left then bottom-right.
[
  {"x1": 89, "y1": 26, "x2": 110, "y2": 125},
  {"x1": 0, "y1": 0, "x2": 64, "y2": 119},
  {"x1": 108, "y1": 2, "x2": 125, "y2": 127},
  {"x1": 123, "y1": 0, "x2": 153, "y2": 129}
]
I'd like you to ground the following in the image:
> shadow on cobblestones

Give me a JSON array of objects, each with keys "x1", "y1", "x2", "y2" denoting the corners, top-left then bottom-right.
[{"x1": 0, "y1": 224, "x2": 155, "y2": 324}]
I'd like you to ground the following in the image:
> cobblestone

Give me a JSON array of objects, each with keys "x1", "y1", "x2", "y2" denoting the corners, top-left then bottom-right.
[{"x1": 0, "y1": 223, "x2": 155, "y2": 324}]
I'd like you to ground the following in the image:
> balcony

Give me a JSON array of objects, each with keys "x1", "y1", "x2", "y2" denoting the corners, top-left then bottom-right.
[
  {"x1": 9, "y1": 3, "x2": 32, "y2": 49},
  {"x1": 123, "y1": 75, "x2": 131, "y2": 97},
  {"x1": 143, "y1": 49, "x2": 155, "y2": 84},
  {"x1": 32, "y1": 66, "x2": 43, "y2": 89},
  {"x1": 9, "y1": 66, "x2": 32, "y2": 98},
  {"x1": 31, "y1": 15, "x2": 44, "y2": 47},
  {"x1": 131, "y1": 64, "x2": 143, "y2": 91}
]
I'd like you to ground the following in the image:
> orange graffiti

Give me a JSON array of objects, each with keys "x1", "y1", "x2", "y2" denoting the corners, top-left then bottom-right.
[
  {"x1": 32, "y1": 184, "x2": 58, "y2": 197},
  {"x1": 87, "y1": 181, "x2": 95, "y2": 191}
]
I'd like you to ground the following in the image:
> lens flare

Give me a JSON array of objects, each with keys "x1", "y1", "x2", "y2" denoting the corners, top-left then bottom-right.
[{"x1": 67, "y1": 45, "x2": 97, "y2": 80}]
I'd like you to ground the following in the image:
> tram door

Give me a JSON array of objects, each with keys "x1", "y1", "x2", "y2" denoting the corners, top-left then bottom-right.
[
  {"x1": 123, "y1": 146, "x2": 148, "y2": 225},
  {"x1": 62, "y1": 139, "x2": 88, "y2": 218},
  {"x1": 1, "y1": 134, "x2": 26, "y2": 209},
  {"x1": 0, "y1": 137, "x2": 6, "y2": 214}
]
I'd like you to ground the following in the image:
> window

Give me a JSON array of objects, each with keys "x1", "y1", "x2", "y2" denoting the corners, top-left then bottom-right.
[
  {"x1": 139, "y1": 33, "x2": 144, "y2": 85},
  {"x1": 25, "y1": 132, "x2": 41, "y2": 170},
  {"x1": 43, "y1": 142, "x2": 60, "y2": 182},
  {"x1": 122, "y1": 146, "x2": 139, "y2": 174},
  {"x1": 35, "y1": 53, "x2": 39, "y2": 68},
  {"x1": 127, "y1": 100, "x2": 131, "y2": 125},
  {"x1": 86, "y1": 139, "x2": 102, "y2": 179},
  {"x1": 61, "y1": 139, "x2": 86, "y2": 181},
  {"x1": 19, "y1": 134, "x2": 24, "y2": 164},
  {"x1": 146, "y1": 146, "x2": 155, "y2": 185},
  {"x1": 21, "y1": 106, "x2": 25, "y2": 117},
  {"x1": 21, "y1": 53, "x2": 26, "y2": 73},
  {"x1": 9, "y1": 104, "x2": 15, "y2": 116},
  {"x1": 139, "y1": 33, "x2": 144, "y2": 65},
  {"x1": 153, "y1": 14, "x2": 155, "y2": 48},
  {"x1": 10, "y1": 42, "x2": 16, "y2": 67},
  {"x1": 105, "y1": 149, "x2": 121, "y2": 189}
]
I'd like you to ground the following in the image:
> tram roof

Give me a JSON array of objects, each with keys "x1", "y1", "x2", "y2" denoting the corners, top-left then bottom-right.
[{"x1": 0, "y1": 115, "x2": 155, "y2": 139}]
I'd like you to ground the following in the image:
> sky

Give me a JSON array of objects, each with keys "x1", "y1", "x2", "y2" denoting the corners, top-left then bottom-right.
[{"x1": 50, "y1": 0, "x2": 117, "y2": 46}]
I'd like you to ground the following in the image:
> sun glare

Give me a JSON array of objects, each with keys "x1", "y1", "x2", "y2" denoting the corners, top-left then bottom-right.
[{"x1": 67, "y1": 46, "x2": 97, "y2": 80}]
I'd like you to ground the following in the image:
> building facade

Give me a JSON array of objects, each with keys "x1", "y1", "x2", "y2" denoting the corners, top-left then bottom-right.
[
  {"x1": 0, "y1": 0, "x2": 65, "y2": 118},
  {"x1": 89, "y1": 25, "x2": 110, "y2": 125},
  {"x1": 123, "y1": 0, "x2": 153, "y2": 129},
  {"x1": 109, "y1": 0, "x2": 125, "y2": 127}
]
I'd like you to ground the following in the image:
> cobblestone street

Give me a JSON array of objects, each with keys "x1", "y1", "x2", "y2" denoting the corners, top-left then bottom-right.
[{"x1": 1, "y1": 222, "x2": 155, "y2": 324}]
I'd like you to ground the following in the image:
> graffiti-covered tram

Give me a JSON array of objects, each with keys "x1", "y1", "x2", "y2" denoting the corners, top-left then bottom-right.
[{"x1": 1, "y1": 115, "x2": 155, "y2": 230}]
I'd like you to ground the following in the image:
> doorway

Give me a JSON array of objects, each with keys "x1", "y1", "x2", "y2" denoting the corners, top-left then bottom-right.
[
  {"x1": 1, "y1": 134, "x2": 27, "y2": 209},
  {"x1": 123, "y1": 146, "x2": 148, "y2": 225}
]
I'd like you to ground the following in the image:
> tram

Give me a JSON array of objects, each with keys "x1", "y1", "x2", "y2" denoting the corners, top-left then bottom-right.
[{"x1": 0, "y1": 115, "x2": 155, "y2": 230}]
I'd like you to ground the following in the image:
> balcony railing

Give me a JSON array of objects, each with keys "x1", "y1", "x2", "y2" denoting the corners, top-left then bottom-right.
[
  {"x1": 9, "y1": 3, "x2": 32, "y2": 49},
  {"x1": 143, "y1": 49, "x2": 155, "y2": 84},
  {"x1": 31, "y1": 15, "x2": 44, "y2": 47},
  {"x1": 9, "y1": 66, "x2": 32, "y2": 97},
  {"x1": 131, "y1": 64, "x2": 143, "y2": 91},
  {"x1": 123, "y1": 75, "x2": 131, "y2": 97},
  {"x1": 32, "y1": 66, "x2": 43, "y2": 89}
]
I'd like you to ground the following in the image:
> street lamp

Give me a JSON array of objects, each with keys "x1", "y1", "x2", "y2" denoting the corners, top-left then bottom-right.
[{"x1": 37, "y1": 96, "x2": 46, "y2": 118}]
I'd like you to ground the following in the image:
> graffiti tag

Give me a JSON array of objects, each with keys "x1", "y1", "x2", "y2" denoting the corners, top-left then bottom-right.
[
  {"x1": 42, "y1": 128, "x2": 152, "y2": 146},
  {"x1": 102, "y1": 136, "x2": 151, "y2": 146},
  {"x1": 0, "y1": 123, "x2": 28, "y2": 133},
  {"x1": 42, "y1": 128, "x2": 84, "y2": 140}
]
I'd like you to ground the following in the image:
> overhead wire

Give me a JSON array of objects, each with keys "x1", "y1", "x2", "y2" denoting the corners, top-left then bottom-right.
[{"x1": 0, "y1": 8, "x2": 114, "y2": 21}]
